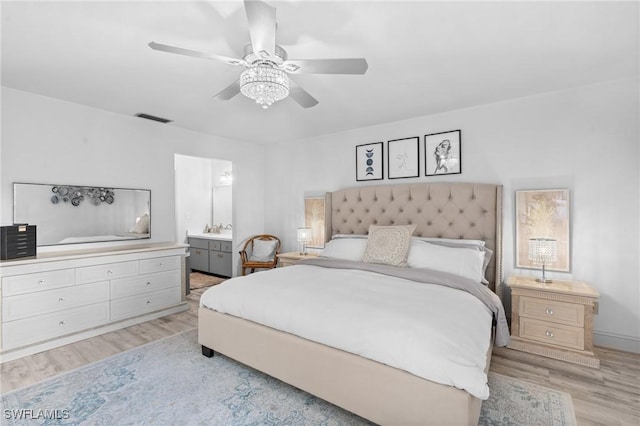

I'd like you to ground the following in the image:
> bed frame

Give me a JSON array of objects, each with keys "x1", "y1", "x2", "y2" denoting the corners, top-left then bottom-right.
[{"x1": 199, "y1": 182, "x2": 503, "y2": 425}]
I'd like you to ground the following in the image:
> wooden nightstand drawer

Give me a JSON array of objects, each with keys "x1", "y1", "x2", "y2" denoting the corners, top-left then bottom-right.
[
  {"x1": 277, "y1": 252, "x2": 318, "y2": 267},
  {"x1": 519, "y1": 297, "x2": 584, "y2": 327},
  {"x1": 520, "y1": 317, "x2": 584, "y2": 351}
]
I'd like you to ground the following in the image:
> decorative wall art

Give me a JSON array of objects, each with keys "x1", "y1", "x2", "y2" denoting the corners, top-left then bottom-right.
[
  {"x1": 50, "y1": 185, "x2": 115, "y2": 206},
  {"x1": 515, "y1": 189, "x2": 571, "y2": 272},
  {"x1": 304, "y1": 196, "x2": 326, "y2": 249},
  {"x1": 425, "y1": 130, "x2": 462, "y2": 176},
  {"x1": 355, "y1": 142, "x2": 383, "y2": 181},
  {"x1": 388, "y1": 137, "x2": 419, "y2": 179}
]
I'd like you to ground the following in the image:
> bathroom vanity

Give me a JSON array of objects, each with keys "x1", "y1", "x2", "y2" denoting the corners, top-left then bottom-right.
[{"x1": 188, "y1": 233, "x2": 233, "y2": 277}]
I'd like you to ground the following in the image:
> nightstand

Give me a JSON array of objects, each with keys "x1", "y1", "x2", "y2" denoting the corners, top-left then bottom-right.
[
  {"x1": 277, "y1": 252, "x2": 319, "y2": 267},
  {"x1": 507, "y1": 275, "x2": 600, "y2": 368}
]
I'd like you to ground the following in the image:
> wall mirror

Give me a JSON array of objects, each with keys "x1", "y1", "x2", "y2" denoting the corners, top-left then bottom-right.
[{"x1": 13, "y1": 182, "x2": 151, "y2": 246}]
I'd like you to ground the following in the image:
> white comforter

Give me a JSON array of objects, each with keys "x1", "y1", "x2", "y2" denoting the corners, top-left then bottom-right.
[{"x1": 200, "y1": 264, "x2": 494, "y2": 399}]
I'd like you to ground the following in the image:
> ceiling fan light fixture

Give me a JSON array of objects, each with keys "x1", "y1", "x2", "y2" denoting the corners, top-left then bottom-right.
[{"x1": 240, "y1": 64, "x2": 289, "y2": 109}]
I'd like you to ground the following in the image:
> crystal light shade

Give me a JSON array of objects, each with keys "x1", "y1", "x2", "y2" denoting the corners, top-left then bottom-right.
[
  {"x1": 528, "y1": 238, "x2": 558, "y2": 283},
  {"x1": 240, "y1": 65, "x2": 289, "y2": 109}
]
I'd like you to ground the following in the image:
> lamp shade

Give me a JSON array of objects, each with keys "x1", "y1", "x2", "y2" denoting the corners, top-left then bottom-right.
[
  {"x1": 297, "y1": 227, "x2": 312, "y2": 243},
  {"x1": 528, "y1": 238, "x2": 558, "y2": 265}
]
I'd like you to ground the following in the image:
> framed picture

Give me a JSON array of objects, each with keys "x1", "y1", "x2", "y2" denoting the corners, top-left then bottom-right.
[
  {"x1": 388, "y1": 136, "x2": 419, "y2": 179},
  {"x1": 304, "y1": 196, "x2": 326, "y2": 249},
  {"x1": 425, "y1": 130, "x2": 462, "y2": 176},
  {"x1": 515, "y1": 189, "x2": 571, "y2": 272},
  {"x1": 355, "y1": 142, "x2": 383, "y2": 181}
]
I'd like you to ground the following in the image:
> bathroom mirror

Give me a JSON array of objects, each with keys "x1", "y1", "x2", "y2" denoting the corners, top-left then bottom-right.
[{"x1": 13, "y1": 182, "x2": 151, "y2": 246}]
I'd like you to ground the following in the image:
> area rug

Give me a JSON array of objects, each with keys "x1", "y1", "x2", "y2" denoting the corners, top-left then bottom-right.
[
  {"x1": 190, "y1": 271, "x2": 226, "y2": 289},
  {"x1": 1, "y1": 330, "x2": 577, "y2": 426}
]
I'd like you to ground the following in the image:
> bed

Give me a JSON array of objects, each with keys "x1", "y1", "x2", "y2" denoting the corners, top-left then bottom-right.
[{"x1": 198, "y1": 182, "x2": 507, "y2": 425}]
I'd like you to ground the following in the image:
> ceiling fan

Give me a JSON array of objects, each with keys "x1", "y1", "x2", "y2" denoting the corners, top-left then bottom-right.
[{"x1": 149, "y1": 0, "x2": 368, "y2": 109}]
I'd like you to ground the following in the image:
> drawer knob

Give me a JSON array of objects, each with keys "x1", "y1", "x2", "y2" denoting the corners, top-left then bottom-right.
[
  {"x1": 107, "y1": 270, "x2": 113, "y2": 275},
  {"x1": 37, "y1": 279, "x2": 45, "y2": 285},
  {"x1": 59, "y1": 321, "x2": 66, "y2": 326},
  {"x1": 146, "y1": 281, "x2": 152, "y2": 286},
  {"x1": 545, "y1": 331, "x2": 554, "y2": 338},
  {"x1": 160, "y1": 262, "x2": 164, "y2": 267},
  {"x1": 146, "y1": 300, "x2": 151, "y2": 305},
  {"x1": 545, "y1": 308, "x2": 554, "y2": 315},
  {"x1": 58, "y1": 298, "x2": 64, "y2": 302},
  {"x1": 218, "y1": 254, "x2": 223, "y2": 258}
]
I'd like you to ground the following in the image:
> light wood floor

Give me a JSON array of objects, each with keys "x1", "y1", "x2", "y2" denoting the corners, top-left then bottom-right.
[{"x1": 2, "y1": 286, "x2": 639, "y2": 426}]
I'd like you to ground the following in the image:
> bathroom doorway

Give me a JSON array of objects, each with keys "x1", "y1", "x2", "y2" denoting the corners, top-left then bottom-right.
[{"x1": 174, "y1": 154, "x2": 233, "y2": 292}]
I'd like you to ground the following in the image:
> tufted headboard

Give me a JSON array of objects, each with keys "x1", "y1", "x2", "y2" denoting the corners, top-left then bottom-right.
[{"x1": 326, "y1": 182, "x2": 503, "y2": 297}]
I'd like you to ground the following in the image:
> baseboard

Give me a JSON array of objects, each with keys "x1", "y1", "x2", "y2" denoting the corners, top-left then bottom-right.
[{"x1": 594, "y1": 330, "x2": 640, "y2": 354}]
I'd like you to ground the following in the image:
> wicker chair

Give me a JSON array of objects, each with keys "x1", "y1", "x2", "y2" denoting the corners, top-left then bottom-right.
[{"x1": 239, "y1": 234, "x2": 281, "y2": 276}]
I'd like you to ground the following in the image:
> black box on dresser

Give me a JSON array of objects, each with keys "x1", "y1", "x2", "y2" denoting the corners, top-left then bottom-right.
[{"x1": 1, "y1": 224, "x2": 36, "y2": 260}]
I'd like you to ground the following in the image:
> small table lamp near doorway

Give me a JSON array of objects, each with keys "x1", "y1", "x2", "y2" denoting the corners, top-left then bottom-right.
[
  {"x1": 297, "y1": 227, "x2": 312, "y2": 255},
  {"x1": 528, "y1": 238, "x2": 558, "y2": 283}
]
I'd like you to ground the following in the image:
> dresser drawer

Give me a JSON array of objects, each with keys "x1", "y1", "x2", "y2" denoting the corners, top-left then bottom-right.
[
  {"x1": 3, "y1": 281, "x2": 109, "y2": 322},
  {"x1": 138, "y1": 256, "x2": 180, "y2": 274},
  {"x1": 110, "y1": 287, "x2": 182, "y2": 321},
  {"x1": 220, "y1": 241, "x2": 233, "y2": 253},
  {"x1": 76, "y1": 261, "x2": 138, "y2": 284},
  {"x1": 209, "y1": 240, "x2": 222, "y2": 251},
  {"x1": 519, "y1": 317, "x2": 584, "y2": 350},
  {"x1": 2, "y1": 302, "x2": 110, "y2": 350},
  {"x1": 2, "y1": 269, "x2": 75, "y2": 297},
  {"x1": 110, "y1": 270, "x2": 181, "y2": 299},
  {"x1": 520, "y1": 296, "x2": 584, "y2": 327}
]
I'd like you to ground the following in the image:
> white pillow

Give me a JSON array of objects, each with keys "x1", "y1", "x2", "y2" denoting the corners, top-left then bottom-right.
[
  {"x1": 249, "y1": 239, "x2": 278, "y2": 262},
  {"x1": 130, "y1": 213, "x2": 149, "y2": 234},
  {"x1": 361, "y1": 224, "x2": 416, "y2": 267},
  {"x1": 407, "y1": 240, "x2": 485, "y2": 282},
  {"x1": 321, "y1": 238, "x2": 367, "y2": 262},
  {"x1": 414, "y1": 236, "x2": 485, "y2": 248},
  {"x1": 414, "y1": 237, "x2": 492, "y2": 284}
]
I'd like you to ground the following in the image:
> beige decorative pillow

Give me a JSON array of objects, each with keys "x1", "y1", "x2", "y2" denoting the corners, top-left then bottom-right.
[{"x1": 362, "y1": 224, "x2": 417, "y2": 267}]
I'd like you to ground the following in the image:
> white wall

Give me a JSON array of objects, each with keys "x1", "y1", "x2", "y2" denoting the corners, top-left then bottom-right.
[
  {"x1": 263, "y1": 78, "x2": 640, "y2": 352},
  {"x1": 175, "y1": 154, "x2": 213, "y2": 243},
  {"x1": 1, "y1": 87, "x2": 265, "y2": 276}
]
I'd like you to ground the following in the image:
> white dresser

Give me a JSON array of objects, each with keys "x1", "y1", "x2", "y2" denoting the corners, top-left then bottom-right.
[{"x1": 0, "y1": 243, "x2": 188, "y2": 362}]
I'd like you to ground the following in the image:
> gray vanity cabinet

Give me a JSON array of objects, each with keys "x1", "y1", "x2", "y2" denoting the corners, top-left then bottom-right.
[
  {"x1": 189, "y1": 238, "x2": 210, "y2": 272},
  {"x1": 209, "y1": 240, "x2": 233, "y2": 277},
  {"x1": 188, "y1": 237, "x2": 232, "y2": 277}
]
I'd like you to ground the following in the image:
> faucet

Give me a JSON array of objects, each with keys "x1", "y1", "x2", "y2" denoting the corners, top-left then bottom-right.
[
  {"x1": 209, "y1": 223, "x2": 222, "y2": 234},
  {"x1": 224, "y1": 224, "x2": 232, "y2": 230}
]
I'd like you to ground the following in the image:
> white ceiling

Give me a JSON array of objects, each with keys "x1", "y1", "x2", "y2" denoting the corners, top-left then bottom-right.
[{"x1": 2, "y1": 1, "x2": 638, "y2": 144}]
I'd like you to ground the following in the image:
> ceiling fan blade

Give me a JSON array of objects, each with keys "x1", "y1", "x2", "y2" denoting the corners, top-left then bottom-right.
[
  {"x1": 288, "y1": 79, "x2": 319, "y2": 108},
  {"x1": 213, "y1": 79, "x2": 241, "y2": 100},
  {"x1": 243, "y1": 0, "x2": 276, "y2": 58},
  {"x1": 283, "y1": 58, "x2": 368, "y2": 75},
  {"x1": 149, "y1": 41, "x2": 246, "y2": 67}
]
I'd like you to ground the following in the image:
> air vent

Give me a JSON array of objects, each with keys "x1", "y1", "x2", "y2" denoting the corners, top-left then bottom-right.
[{"x1": 135, "y1": 113, "x2": 172, "y2": 124}]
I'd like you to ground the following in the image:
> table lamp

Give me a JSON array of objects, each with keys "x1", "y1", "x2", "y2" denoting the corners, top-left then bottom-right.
[
  {"x1": 528, "y1": 238, "x2": 558, "y2": 283},
  {"x1": 297, "y1": 227, "x2": 312, "y2": 255}
]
